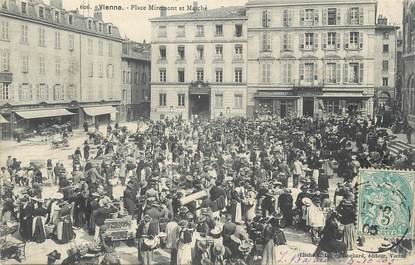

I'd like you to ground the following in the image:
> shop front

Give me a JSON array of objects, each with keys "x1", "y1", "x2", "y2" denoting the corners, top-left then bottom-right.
[
  {"x1": 83, "y1": 106, "x2": 118, "y2": 127},
  {"x1": 318, "y1": 96, "x2": 372, "y2": 117},
  {"x1": 253, "y1": 91, "x2": 299, "y2": 119}
]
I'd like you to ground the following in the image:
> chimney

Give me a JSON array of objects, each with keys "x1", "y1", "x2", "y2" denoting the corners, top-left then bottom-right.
[
  {"x1": 49, "y1": 0, "x2": 63, "y2": 9},
  {"x1": 94, "y1": 6, "x2": 102, "y2": 20},
  {"x1": 193, "y1": 1, "x2": 198, "y2": 12},
  {"x1": 160, "y1": 6, "x2": 167, "y2": 17},
  {"x1": 377, "y1": 15, "x2": 388, "y2": 25}
]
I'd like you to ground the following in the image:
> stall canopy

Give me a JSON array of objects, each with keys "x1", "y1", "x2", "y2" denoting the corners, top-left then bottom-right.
[
  {"x1": 83, "y1": 106, "x2": 117, "y2": 116},
  {"x1": 15, "y1": 109, "x2": 75, "y2": 119},
  {"x1": 0, "y1": 114, "x2": 8, "y2": 123}
]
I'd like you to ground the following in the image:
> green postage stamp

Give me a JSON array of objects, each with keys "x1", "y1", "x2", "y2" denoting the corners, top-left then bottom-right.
[{"x1": 357, "y1": 169, "x2": 414, "y2": 239}]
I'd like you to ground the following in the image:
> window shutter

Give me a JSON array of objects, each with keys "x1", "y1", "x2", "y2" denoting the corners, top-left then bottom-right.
[
  {"x1": 336, "y1": 63, "x2": 341, "y2": 83},
  {"x1": 314, "y1": 33, "x2": 319, "y2": 50},
  {"x1": 299, "y1": 63, "x2": 304, "y2": 81},
  {"x1": 262, "y1": 10, "x2": 267, "y2": 27},
  {"x1": 343, "y1": 63, "x2": 349, "y2": 83},
  {"x1": 267, "y1": 64, "x2": 271, "y2": 82},
  {"x1": 46, "y1": 84, "x2": 49, "y2": 99},
  {"x1": 346, "y1": 8, "x2": 351, "y2": 25},
  {"x1": 281, "y1": 10, "x2": 285, "y2": 26},
  {"x1": 299, "y1": 33, "x2": 304, "y2": 50},
  {"x1": 288, "y1": 33, "x2": 293, "y2": 50},
  {"x1": 300, "y1": 9, "x2": 305, "y2": 26},
  {"x1": 359, "y1": 63, "x2": 364, "y2": 83},
  {"x1": 280, "y1": 34, "x2": 284, "y2": 52},
  {"x1": 359, "y1": 7, "x2": 364, "y2": 25},
  {"x1": 288, "y1": 10, "x2": 293, "y2": 26},
  {"x1": 322, "y1": 8, "x2": 328, "y2": 25},
  {"x1": 287, "y1": 63, "x2": 292, "y2": 83},
  {"x1": 29, "y1": 84, "x2": 33, "y2": 99},
  {"x1": 314, "y1": 62, "x2": 318, "y2": 81},
  {"x1": 336, "y1": 32, "x2": 341, "y2": 49},
  {"x1": 336, "y1": 9, "x2": 341, "y2": 25},
  {"x1": 36, "y1": 84, "x2": 40, "y2": 99},
  {"x1": 18, "y1": 84, "x2": 22, "y2": 100},
  {"x1": 359, "y1": 32, "x2": 364, "y2": 49},
  {"x1": 268, "y1": 33, "x2": 272, "y2": 50},
  {"x1": 282, "y1": 62, "x2": 287, "y2": 83},
  {"x1": 344, "y1": 32, "x2": 349, "y2": 50},
  {"x1": 314, "y1": 9, "x2": 319, "y2": 25},
  {"x1": 267, "y1": 10, "x2": 272, "y2": 26},
  {"x1": 262, "y1": 63, "x2": 266, "y2": 82}
]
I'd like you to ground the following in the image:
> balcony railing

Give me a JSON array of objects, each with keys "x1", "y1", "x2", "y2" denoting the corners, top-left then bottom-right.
[{"x1": 294, "y1": 79, "x2": 324, "y2": 87}]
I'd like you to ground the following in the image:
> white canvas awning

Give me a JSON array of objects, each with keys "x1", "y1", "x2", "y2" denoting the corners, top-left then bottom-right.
[
  {"x1": 0, "y1": 114, "x2": 8, "y2": 123},
  {"x1": 83, "y1": 106, "x2": 117, "y2": 116},
  {"x1": 15, "y1": 109, "x2": 75, "y2": 119}
]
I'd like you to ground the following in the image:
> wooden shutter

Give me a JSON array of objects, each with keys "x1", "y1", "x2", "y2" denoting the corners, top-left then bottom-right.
[
  {"x1": 336, "y1": 32, "x2": 341, "y2": 49},
  {"x1": 299, "y1": 33, "x2": 304, "y2": 50},
  {"x1": 336, "y1": 8, "x2": 341, "y2": 25},
  {"x1": 343, "y1": 63, "x2": 349, "y2": 83},
  {"x1": 281, "y1": 10, "x2": 285, "y2": 26},
  {"x1": 268, "y1": 33, "x2": 272, "y2": 50},
  {"x1": 29, "y1": 84, "x2": 33, "y2": 100},
  {"x1": 322, "y1": 8, "x2": 328, "y2": 25},
  {"x1": 336, "y1": 63, "x2": 341, "y2": 84},
  {"x1": 288, "y1": 10, "x2": 293, "y2": 26},
  {"x1": 262, "y1": 10, "x2": 267, "y2": 27},
  {"x1": 267, "y1": 10, "x2": 271, "y2": 26},
  {"x1": 36, "y1": 84, "x2": 40, "y2": 99},
  {"x1": 267, "y1": 64, "x2": 271, "y2": 82},
  {"x1": 280, "y1": 33, "x2": 284, "y2": 52},
  {"x1": 359, "y1": 32, "x2": 364, "y2": 49},
  {"x1": 359, "y1": 63, "x2": 364, "y2": 83},
  {"x1": 262, "y1": 63, "x2": 266, "y2": 83},
  {"x1": 344, "y1": 32, "x2": 349, "y2": 50},
  {"x1": 282, "y1": 62, "x2": 287, "y2": 83},
  {"x1": 314, "y1": 62, "x2": 318, "y2": 81},
  {"x1": 300, "y1": 9, "x2": 305, "y2": 26},
  {"x1": 314, "y1": 9, "x2": 319, "y2": 26},
  {"x1": 288, "y1": 33, "x2": 293, "y2": 50},
  {"x1": 322, "y1": 33, "x2": 327, "y2": 49},
  {"x1": 18, "y1": 84, "x2": 22, "y2": 100},
  {"x1": 314, "y1": 33, "x2": 319, "y2": 50},
  {"x1": 46, "y1": 84, "x2": 49, "y2": 100},
  {"x1": 299, "y1": 63, "x2": 304, "y2": 81},
  {"x1": 346, "y1": 8, "x2": 351, "y2": 25},
  {"x1": 359, "y1": 7, "x2": 364, "y2": 25},
  {"x1": 287, "y1": 63, "x2": 292, "y2": 83}
]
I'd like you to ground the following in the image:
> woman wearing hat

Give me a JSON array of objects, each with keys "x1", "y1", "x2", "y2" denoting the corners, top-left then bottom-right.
[
  {"x1": 336, "y1": 192, "x2": 356, "y2": 251},
  {"x1": 55, "y1": 201, "x2": 75, "y2": 244},
  {"x1": 176, "y1": 219, "x2": 193, "y2": 265},
  {"x1": 31, "y1": 200, "x2": 48, "y2": 243}
]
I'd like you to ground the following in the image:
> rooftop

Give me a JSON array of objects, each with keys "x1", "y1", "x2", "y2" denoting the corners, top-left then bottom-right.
[
  {"x1": 246, "y1": 0, "x2": 377, "y2": 6},
  {"x1": 150, "y1": 6, "x2": 246, "y2": 22},
  {"x1": 0, "y1": 0, "x2": 121, "y2": 40},
  {"x1": 122, "y1": 40, "x2": 151, "y2": 62}
]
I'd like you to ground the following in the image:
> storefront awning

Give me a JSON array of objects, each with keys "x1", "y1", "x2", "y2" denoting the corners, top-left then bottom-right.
[
  {"x1": 254, "y1": 92, "x2": 299, "y2": 99},
  {"x1": 15, "y1": 109, "x2": 75, "y2": 119},
  {"x1": 318, "y1": 94, "x2": 371, "y2": 98},
  {"x1": 0, "y1": 114, "x2": 8, "y2": 123},
  {"x1": 83, "y1": 106, "x2": 117, "y2": 116}
]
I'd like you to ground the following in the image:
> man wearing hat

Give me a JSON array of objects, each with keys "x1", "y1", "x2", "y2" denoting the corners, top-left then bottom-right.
[
  {"x1": 278, "y1": 189, "x2": 293, "y2": 227},
  {"x1": 137, "y1": 214, "x2": 157, "y2": 265}
]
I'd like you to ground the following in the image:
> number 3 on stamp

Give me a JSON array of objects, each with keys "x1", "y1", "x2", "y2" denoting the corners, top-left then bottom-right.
[{"x1": 357, "y1": 169, "x2": 414, "y2": 239}]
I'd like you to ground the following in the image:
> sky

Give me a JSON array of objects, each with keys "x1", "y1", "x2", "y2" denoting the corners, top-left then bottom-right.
[{"x1": 62, "y1": 0, "x2": 404, "y2": 42}]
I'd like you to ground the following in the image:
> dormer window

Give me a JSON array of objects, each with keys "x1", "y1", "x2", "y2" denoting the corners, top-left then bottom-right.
[
  {"x1": 68, "y1": 14, "x2": 74, "y2": 25},
  {"x1": 1, "y1": 0, "x2": 8, "y2": 9},
  {"x1": 21, "y1": 2, "x2": 27, "y2": 14},
  {"x1": 55, "y1": 11, "x2": 60, "y2": 22},
  {"x1": 88, "y1": 19, "x2": 92, "y2": 30},
  {"x1": 39, "y1": 6, "x2": 44, "y2": 19},
  {"x1": 108, "y1": 25, "x2": 112, "y2": 34},
  {"x1": 99, "y1": 22, "x2": 102, "y2": 32}
]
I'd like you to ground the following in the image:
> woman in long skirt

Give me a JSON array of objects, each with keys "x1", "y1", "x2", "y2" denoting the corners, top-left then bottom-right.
[
  {"x1": 32, "y1": 201, "x2": 48, "y2": 243},
  {"x1": 336, "y1": 193, "x2": 356, "y2": 251},
  {"x1": 56, "y1": 202, "x2": 75, "y2": 244},
  {"x1": 176, "y1": 224, "x2": 193, "y2": 265}
]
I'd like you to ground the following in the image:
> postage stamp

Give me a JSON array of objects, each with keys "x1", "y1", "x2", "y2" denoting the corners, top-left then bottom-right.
[{"x1": 357, "y1": 169, "x2": 414, "y2": 240}]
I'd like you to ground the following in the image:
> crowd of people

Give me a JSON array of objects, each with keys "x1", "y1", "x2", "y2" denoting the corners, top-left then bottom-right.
[{"x1": 0, "y1": 114, "x2": 414, "y2": 265}]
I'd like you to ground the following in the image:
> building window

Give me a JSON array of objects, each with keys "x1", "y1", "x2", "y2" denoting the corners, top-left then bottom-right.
[
  {"x1": 98, "y1": 63, "x2": 103, "y2": 78},
  {"x1": 1, "y1": 20, "x2": 8, "y2": 40},
  {"x1": 283, "y1": 9, "x2": 291, "y2": 27},
  {"x1": 1, "y1": 83, "x2": 9, "y2": 100},
  {"x1": 382, "y1": 60, "x2": 389, "y2": 71},
  {"x1": 282, "y1": 62, "x2": 292, "y2": 83},
  {"x1": 234, "y1": 94, "x2": 243, "y2": 109},
  {"x1": 159, "y1": 93, "x2": 167, "y2": 106},
  {"x1": 68, "y1": 14, "x2": 74, "y2": 25},
  {"x1": 215, "y1": 69, "x2": 223, "y2": 83},
  {"x1": 235, "y1": 68, "x2": 243, "y2": 83},
  {"x1": 383, "y1": 44, "x2": 389, "y2": 53},
  {"x1": 88, "y1": 20, "x2": 92, "y2": 30},
  {"x1": 349, "y1": 32, "x2": 359, "y2": 49},
  {"x1": 215, "y1": 94, "x2": 223, "y2": 108},
  {"x1": 55, "y1": 31, "x2": 61, "y2": 49},
  {"x1": 21, "y1": 25, "x2": 28, "y2": 44},
  {"x1": 262, "y1": 32, "x2": 271, "y2": 51},
  {"x1": 159, "y1": 25, "x2": 167, "y2": 37},
  {"x1": 98, "y1": 40, "x2": 103, "y2": 56},
  {"x1": 108, "y1": 43, "x2": 112, "y2": 57},
  {"x1": 304, "y1": 33, "x2": 314, "y2": 50},
  {"x1": 39, "y1": 6, "x2": 44, "y2": 19},
  {"x1": 196, "y1": 25, "x2": 204, "y2": 37},
  {"x1": 215, "y1": 25, "x2": 223, "y2": 37},
  {"x1": 38, "y1": 28, "x2": 45, "y2": 47},
  {"x1": 282, "y1": 33, "x2": 292, "y2": 51},
  {"x1": 21, "y1": 2, "x2": 27, "y2": 14},
  {"x1": 38, "y1": 83, "x2": 48, "y2": 100},
  {"x1": 159, "y1": 69, "x2": 166, "y2": 82},
  {"x1": 324, "y1": 100, "x2": 340, "y2": 114},
  {"x1": 383, "y1": 32, "x2": 389, "y2": 39},
  {"x1": 159, "y1": 45, "x2": 166, "y2": 60},
  {"x1": 98, "y1": 23, "x2": 102, "y2": 32},
  {"x1": 327, "y1": 8, "x2": 337, "y2": 25},
  {"x1": 88, "y1": 39, "x2": 93, "y2": 54},
  {"x1": 262, "y1": 63, "x2": 271, "y2": 83},
  {"x1": 326, "y1": 32, "x2": 337, "y2": 49},
  {"x1": 87, "y1": 62, "x2": 94, "y2": 77},
  {"x1": 197, "y1": 45, "x2": 204, "y2": 60},
  {"x1": 346, "y1": 62, "x2": 364, "y2": 83},
  {"x1": 235, "y1": 24, "x2": 243, "y2": 37},
  {"x1": 215, "y1": 45, "x2": 223, "y2": 59},
  {"x1": 178, "y1": 94, "x2": 185, "y2": 107},
  {"x1": 54, "y1": 11, "x2": 60, "y2": 22},
  {"x1": 107, "y1": 64, "x2": 114, "y2": 78},
  {"x1": 304, "y1": 9, "x2": 314, "y2": 25},
  {"x1": 19, "y1": 83, "x2": 31, "y2": 100},
  {"x1": 196, "y1": 68, "x2": 204, "y2": 81},
  {"x1": 39, "y1": 56, "x2": 45, "y2": 74},
  {"x1": 262, "y1": 10, "x2": 271, "y2": 27},
  {"x1": 383, "y1": 77, "x2": 389, "y2": 86},
  {"x1": 350, "y1": 7, "x2": 359, "y2": 24},
  {"x1": 108, "y1": 25, "x2": 112, "y2": 34},
  {"x1": 177, "y1": 46, "x2": 185, "y2": 60},
  {"x1": 177, "y1": 25, "x2": 185, "y2": 37},
  {"x1": 0, "y1": 50, "x2": 9, "y2": 71},
  {"x1": 68, "y1": 34, "x2": 74, "y2": 50},
  {"x1": 53, "y1": 84, "x2": 64, "y2": 100},
  {"x1": 305, "y1": 63, "x2": 315, "y2": 82},
  {"x1": 326, "y1": 63, "x2": 338, "y2": 83},
  {"x1": 21, "y1": 55, "x2": 29, "y2": 73},
  {"x1": 69, "y1": 60, "x2": 75, "y2": 74},
  {"x1": 178, "y1": 69, "x2": 185, "y2": 82},
  {"x1": 235, "y1": 44, "x2": 243, "y2": 59}
]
